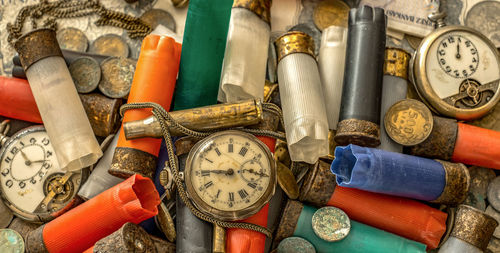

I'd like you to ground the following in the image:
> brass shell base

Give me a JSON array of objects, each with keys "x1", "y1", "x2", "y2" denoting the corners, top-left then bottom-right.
[
  {"x1": 408, "y1": 116, "x2": 457, "y2": 160},
  {"x1": 80, "y1": 93, "x2": 122, "y2": 137},
  {"x1": 93, "y1": 223, "x2": 156, "y2": 253},
  {"x1": 451, "y1": 205, "x2": 498, "y2": 251},
  {"x1": 274, "y1": 200, "x2": 303, "y2": 245},
  {"x1": 299, "y1": 160, "x2": 336, "y2": 207},
  {"x1": 433, "y1": 161, "x2": 470, "y2": 205},
  {"x1": 14, "y1": 28, "x2": 63, "y2": 71},
  {"x1": 233, "y1": 0, "x2": 271, "y2": 24},
  {"x1": 25, "y1": 225, "x2": 48, "y2": 253},
  {"x1": 109, "y1": 147, "x2": 157, "y2": 179},
  {"x1": 334, "y1": 119, "x2": 380, "y2": 147}
]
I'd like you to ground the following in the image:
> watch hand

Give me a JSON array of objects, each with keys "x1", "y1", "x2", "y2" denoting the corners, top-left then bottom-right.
[
  {"x1": 241, "y1": 168, "x2": 269, "y2": 177},
  {"x1": 456, "y1": 43, "x2": 461, "y2": 59},
  {"x1": 31, "y1": 159, "x2": 48, "y2": 163},
  {"x1": 19, "y1": 150, "x2": 32, "y2": 166},
  {"x1": 34, "y1": 172, "x2": 74, "y2": 212}
]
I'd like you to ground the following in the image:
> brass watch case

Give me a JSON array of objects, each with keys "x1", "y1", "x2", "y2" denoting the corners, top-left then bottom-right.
[
  {"x1": 184, "y1": 130, "x2": 276, "y2": 221},
  {"x1": 0, "y1": 126, "x2": 88, "y2": 223},
  {"x1": 412, "y1": 25, "x2": 500, "y2": 120}
]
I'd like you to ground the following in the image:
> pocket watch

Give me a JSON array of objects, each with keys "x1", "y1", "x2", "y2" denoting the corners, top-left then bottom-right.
[
  {"x1": 184, "y1": 130, "x2": 276, "y2": 221},
  {"x1": 412, "y1": 12, "x2": 500, "y2": 120},
  {"x1": 0, "y1": 122, "x2": 87, "y2": 223}
]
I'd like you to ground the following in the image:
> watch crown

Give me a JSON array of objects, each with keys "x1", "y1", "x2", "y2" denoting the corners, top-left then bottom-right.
[
  {"x1": 428, "y1": 12, "x2": 447, "y2": 28},
  {"x1": 0, "y1": 120, "x2": 10, "y2": 146}
]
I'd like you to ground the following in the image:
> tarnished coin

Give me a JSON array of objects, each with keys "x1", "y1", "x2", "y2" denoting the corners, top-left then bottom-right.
[
  {"x1": 465, "y1": 1, "x2": 500, "y2": 48},
  {"x1": 289, "y1": 23, "x2": 321, "y2": 56},
  {"x1": 313, "y1": 0, "x2": 350, "y2": 30},
  {"x1": 277, "y1": 161, "x2": 299, "y2": 200},
  {"x1": 140, "y1": 9, "x2": 176, "y2": 32},
  {"x1": 0, "y1": 229, "x2": 24, "y2": 253},
  {"x1": 311, "y1": 206, "x2": 350, "y2": 242},
  {"x1": 277, "y1": 237, "x2": 316, "y2": 253},
  {"x1": 0, "y1": 199, "x2": 13, "y2": 228},
  {"x1": 56, "y1": 27, "x2": 89, "y2": 52},
  {"x1": 156, "y1": 203, "x2": 176, "y2": 242},
  {"x1": 488, "y1": 177, "x2": 500, "y2": 212},
  {"x1": 98, "y1": 57, "x2": 136, "y2": 99},
  {"x1": 405, "y1": 34, "x2": 422, "y2": 50},
  {"x1": 89, "y1": 34, "x2": 130, "y2": 58},
  {"x1": 69, "y1": 57, "x2": 101, "y2": 93},
  {"x1": 485, "y1": 206, "x2": 500, "y2": 239},
  {"x1": 384, "y1": 99, "x2": 433, "y2": 146}
]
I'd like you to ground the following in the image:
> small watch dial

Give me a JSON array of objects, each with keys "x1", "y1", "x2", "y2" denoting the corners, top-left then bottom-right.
[{"x1": 188, "y1": 132, "x2": 272, "y2": 212}]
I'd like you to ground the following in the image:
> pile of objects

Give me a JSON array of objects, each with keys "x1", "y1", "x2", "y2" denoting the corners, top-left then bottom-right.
[{"x1": 0, "y1": 0, "x2": 500, "y2": 252}]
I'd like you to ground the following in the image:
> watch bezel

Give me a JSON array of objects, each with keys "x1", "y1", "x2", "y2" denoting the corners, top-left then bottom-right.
[
  {"x1": 185, "y1": 130, "x2": 276, "y2": 221},
  {"x1": 413, "y1": 25, "x2": 500, "y2": 120}
]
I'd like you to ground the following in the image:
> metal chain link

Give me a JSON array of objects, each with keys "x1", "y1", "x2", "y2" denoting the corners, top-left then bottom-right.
[
  {"x1": 7, "y1": 0, "x2": 151, "y2": 46},
  {"x1": 120, "y1": 102, "x2": 288, "y2": 238}
]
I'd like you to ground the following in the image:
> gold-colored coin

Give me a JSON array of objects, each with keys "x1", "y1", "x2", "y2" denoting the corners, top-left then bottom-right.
[
  {"x1": 89, "y1": 34, "x2": 130, "y2": 58},
  {"x1": 384, "y1": 99, "x2": 434, "y2": 146},
  {"x1": 405, "y1": 34, "x2": 422, "y2": 50},
  {"x1": 56, "y1": 27, "x2": 89, "y2": 52},
  {"x1": 140, "y1": 9, "x2": 176, "y2": 32},
  {"x1": 277, "y1": 161, "x2": 299, "y2": 200},
  {"x1": 313, "y1": 0, "x2": 350, "y2": 31},
  {"x1": 156, "y1": 203, "x2": 176, "y2": 242}
]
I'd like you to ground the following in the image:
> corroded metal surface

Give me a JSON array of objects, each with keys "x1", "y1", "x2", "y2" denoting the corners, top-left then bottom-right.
[
  {"x1": 335, "y1": 118, "x2": 381, "y2": 147},
  {"x1": 275, "y1": 31, "x2": 315, "y2": 63},
  {"x1": 277, "y1": 237, "x2": 315, "y2": 253},
  {"x1": 408, "y1": 116, "x2": 458, "y2": 160},
  {"x1": 25, "y1": 225, "x2": 47, "y2": 253},
  {"x1": 93, "y1": 223, "x2": 156, "y2": 253},
  {"x1": 14, "y1": 29, "x2": 63, "y2": 71},
  {"x1": 299, "y1": 160, "x2": 336, "y2": 207},
  {"x1": 313, "y1": 0, "x2": 349, "y2": 30},
  {"x1": 174, "y1": 136, "x2": 200, "y2": 157},
  {"x1": 140, "y1": 9, "x2": 176, "y2": 32},
  {"x1": 451, "y1": 205, "x2": 498, "y2": 251},
  {"x1": 69, "y1": 57, "x2": 101, "y2": 93},
  {"x1": 233, "y1": 0, "x2": 272, "y2": 24},
  {"x1": 384, "y1": 99, "x2": 433, "y2": 146},
  {"x1": 311, "y1": 206, "x2": 350, "y2": 242},
  {"x1": 109, "y1": 147, "x2": 157, "y2": 179},
  {"x1": 98, "y1": 57, "x2": 136, "y2": 99},
  {"x1": 89, "y1": 34, "x2": 129, "y2": 58},
  {"x1": 247, "y1": 109, "x2": 279, "y2": 131},
  {"x1": 7, "y1": 218, "x2": 39, "y2": 241},
  {"x1": 433, "y1": 161, "x2": 470, "y2": 205},
  {"x1": 124, "y1": 99, "x2": 263, "y2": 139},
  {"x1": 274, "y1": 200, "x2": 303, "y2": 245},
  {"x1": 79, "y1": 93, "x2": 122, "y2": 137},
  {"x1": 56, "y1": 28, "x2": 89, "y2": 52},
  {"x1": 383, "y1": 48, "x2": 410, "y2": 80}
]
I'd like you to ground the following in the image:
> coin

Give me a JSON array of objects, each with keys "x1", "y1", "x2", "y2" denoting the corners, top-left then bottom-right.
[
  {"x1": 98, "y1": 57, "x2": 136, "y2": 99},
  {"x1": 289, "y1": 23, "x2": 321, "y2": 56},
  {"x1": 277, "y1": 161, "x2": 299, "y2": 200},
  {"x1": 468, "y1": 166, "x2": 496, "y2": 198},
  {"x1": 140, "y1": 9, "x2": 176, "y2": 32},
  {"x1": 156, "y1": 203, "x2": 176, "y2": 242},
  {"x1": 69, "y1": 57, "x2": 101, "y2": 93},
  {"x1": 0, "y1": 199, "x2": 13, "y2": 228},
  {"x1": 465, "y1": 1, "x2": 500, "y2": 48},
  {"x1": 405, "y1": 34, "x2": 422, "y2": 50},
  {"x1": 488, "y1": 177, "x2": 500, "y2": 212},
  {"x1": 485, "y1": 206, "x2": 500, "y2": 239},
  {"x1": 0, "y1": 229, "x2": 24, "y2": 253},
  {"x1": 56, "y1": 27, "x2": 89, "y2": 52},
  {"x1": 313, "y1": 0, "x2": 350, "y2": 31},
  {"x1": 89, "y1": 34, "x2": 130, "y2": 58},
  {"x1": 384, "y1": 99, "x2": 434, "y2": 146},
  {"x1": 312, "y1": 206, "x2": 350, "y2": 242},
  {"x1": 277, "y1": 237, "x2": 316, "y2": 253}
]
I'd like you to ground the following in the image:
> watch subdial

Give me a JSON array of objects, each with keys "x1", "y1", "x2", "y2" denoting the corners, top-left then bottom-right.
[
  {"x1": 238, "y1": 159, "x2": 268, "y2": 184},
  {"x1": 43, "y1": 173, "x2": 75, "y2": 208},
  {"x1": 443, "y1": 79, "x2": 497, "y2": 108}
]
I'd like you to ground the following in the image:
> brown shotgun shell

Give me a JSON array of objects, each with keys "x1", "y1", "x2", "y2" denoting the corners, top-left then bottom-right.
[
  {"x1": 432, "y1": 161, "x2": 470, "y2": 205},
  {"x1": 335, "y1": 118, "x2": 381, "y2": 147},
  {"x1": 150, "y1": 236, "x2": 176, "y2": 253},
  {"x1": 79, "y1": 93, "x2": 122, "y2": 137},
  {"x1": 25, "y1": 225, "x2": 48, "y2": 253},
  {"x1": 14, "y1": 29, "x2": 63, "y2": 71},
  {"x1": 109, "y1": 147, "x2": 157, "y2": 179},
  {"x1": 299, "y1": 160, "x2": 337, "y2": 207},
  {"x1": 450, "y1": 205, "x2": 498, "y2": 251},
  {"x1": 93, "y1": 222, "x2": 157, "y2": 252},
  {"x1": 274, "y1": 200, "x2": 303, "y2": 246},
  {"x1": 407, "y1": 116, "x2": 457, "y2": 160},
  {"x1": 233, "y1": 0, "x2": 272, "y2": 25}
]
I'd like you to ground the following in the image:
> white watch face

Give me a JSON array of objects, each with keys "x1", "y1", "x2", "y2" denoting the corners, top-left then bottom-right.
[
  {"x1": 425, "y1": 30, "x2": 500, "y2": 107},
  {"x1": 188, "y1": 132, "x2": 273, "y2": 212},
  {"x1": 0, "y1": 128, "x2": 63, "y2": 214}
]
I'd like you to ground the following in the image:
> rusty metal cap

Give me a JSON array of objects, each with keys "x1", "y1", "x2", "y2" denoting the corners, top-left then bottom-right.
[
  {"x1": 247, "y1": 109, "x2": 279, "y2": 132},
  {"x1": 274, "y1": 200, "x2": 303, "y2": 245},
  {"x1": 451, "y1": 205, "x2": 498, "y2": 250},
  {"x1": 334, "y1": 118, "x2": 381, "y2": 147},
  {"x1": 14, "y1": 28, "x2": 63, "y2": 71},
  {"x1": 174, "y1": 136, "x2": 200, "y2": 156},
  {"x1": 432, "y1": 161, "x2": 470, "y2": 205},
  {"x1": 407, "y1": 116, "x2": 458, "y2": 160},
  {"x1": 383, "y1": 47, "x2": 410, "y2": 80},
  {"x1": 274, "y1": 31, "x2": 315, "y2": 63},
  {"x1": 25, "y1": 225, "x2": 48, "y2": 253},
  {"x1": 233, "y1": 0, "x2": 272, "y2": 25},
  {"x1": 299, "y1": 160, "x2": 336, "y2": 207},
  {"x1": 93, "y1": 222, "x2": 157, "y2": 252}
]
